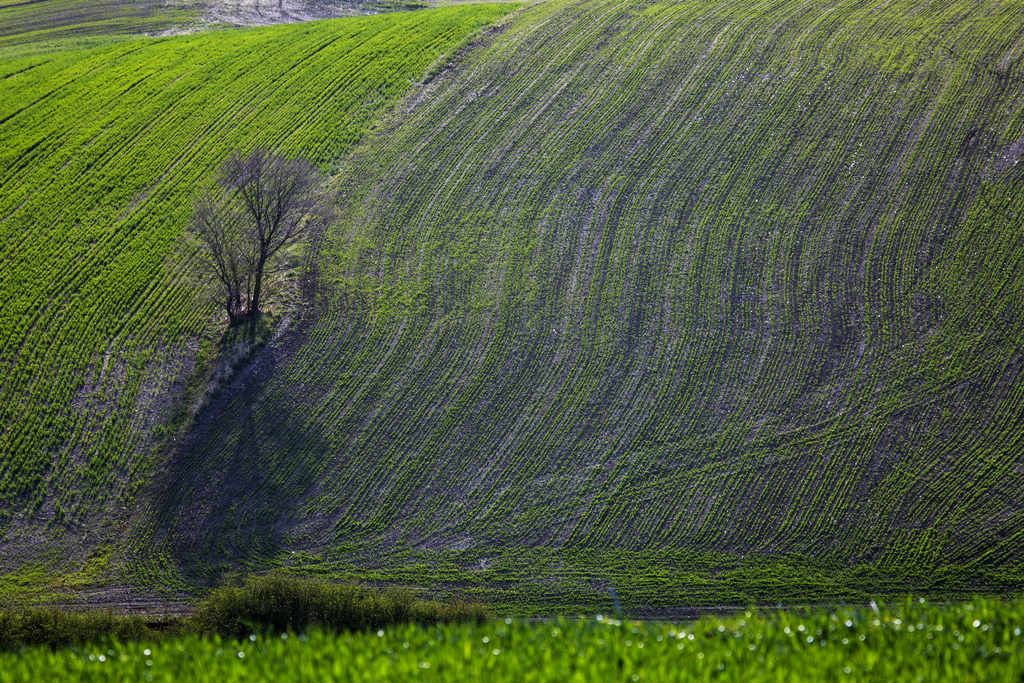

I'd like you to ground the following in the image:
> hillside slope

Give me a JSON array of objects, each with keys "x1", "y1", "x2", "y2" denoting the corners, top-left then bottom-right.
[
  {"x1": 0, "y1": 0, "x2": 431, "y2": 58},
  {"x1": 0, "y1": 0, "x2": 194, "y2": 54},
  {"x1": 0, "y1": 5, "x2": 513, "y2": 577},
  {"x1": 142, "y1": 0, "x2": 1024, "y2": 606}
]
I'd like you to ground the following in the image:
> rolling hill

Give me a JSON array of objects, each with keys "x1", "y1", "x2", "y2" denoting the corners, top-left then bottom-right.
[
  {"x1": 0, "y1": 0, "x2": 428, "y2": 57},
  {"x1": 3, "y1": 0, "x2": 1024, "y2": 610},
  {"x1": 0, "y1": 3, "x2": 513, "y2": 593},
  {"x1": 140, "y1": 0, "x2": 1024, "y2": 608}
]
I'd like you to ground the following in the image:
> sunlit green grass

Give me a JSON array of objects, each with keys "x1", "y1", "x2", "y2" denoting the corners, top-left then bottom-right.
[{"x1": 2, "y1": 598, "x2": 1022, "y2": 681}]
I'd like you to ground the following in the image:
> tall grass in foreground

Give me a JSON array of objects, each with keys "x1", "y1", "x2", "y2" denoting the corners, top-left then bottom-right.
[
  {"x1": 0, "y1": 574, "x2": 485, "y2": 649},
  {"x1": 0, "y1": 610, "x2": 170, "y2": 650},
  {"x1": 1, "y1": 598, "x2": 1022, "y2": 681},
  {"x1": 190, "y1": 574, "x2": 487, "y2": 638}
]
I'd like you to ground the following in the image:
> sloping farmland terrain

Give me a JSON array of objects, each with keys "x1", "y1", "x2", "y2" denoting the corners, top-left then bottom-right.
[
  {"x1": 0, "y1": 0, "x2": 198, "y2": 54},
  {"x1": 144, "y1": 0, "x2": 1024, "y2": 608},
  {"x1": 0, "y1": 4, "x2": 513, "y2": 578},
  {"x1": 0, "y1": 0, "x2": 430, "y2": 59}
]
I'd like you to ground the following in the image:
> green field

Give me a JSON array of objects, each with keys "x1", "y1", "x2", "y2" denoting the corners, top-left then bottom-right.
[
  {"x1": 0, "y1": 0, "x2": 198, "y2": 56},
  {"x1": 2, "y1": 598, "x2": 1023, "y2": 681},
  {"x1": 0, "y1": 0, "x2": 429, "y2": 58},
  {"x1": 0, "y1": 4, "x2": 513, "y2": 576},
  {"x1": 121, "y1": 0, "x2": 1024, "y2": 606},
  {"x1": 2, "y1": 0, "x2": 1024, "y2": 618}
]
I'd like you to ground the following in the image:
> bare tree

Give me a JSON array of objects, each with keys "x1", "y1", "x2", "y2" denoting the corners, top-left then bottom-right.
[
  {"x1": 190, "y1": 149, "x2": 326, "y2": 324},
  {"x1": 191, "y1": 195, "x2": 251, "y2": 324}
]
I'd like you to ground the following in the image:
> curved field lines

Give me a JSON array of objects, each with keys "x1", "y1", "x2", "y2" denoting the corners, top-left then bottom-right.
[
  {"x1": 0, "y1": 5, "x2": 513, "y2": 563},
  {"x1": 154, "y1": 0, "x2": 1024, "y2": 599}
]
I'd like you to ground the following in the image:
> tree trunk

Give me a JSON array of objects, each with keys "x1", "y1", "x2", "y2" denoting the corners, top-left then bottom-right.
[{"x1": 249, "y1": 254, "x2": 267, "y2": 317}]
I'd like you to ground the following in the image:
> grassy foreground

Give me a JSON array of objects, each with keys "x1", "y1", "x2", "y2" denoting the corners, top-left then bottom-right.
[{"x1": 1, "y1": 598, "x2": 1022, "y2": 681}]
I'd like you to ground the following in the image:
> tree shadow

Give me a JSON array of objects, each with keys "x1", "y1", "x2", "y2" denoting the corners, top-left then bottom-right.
[{"x1": 142, "y1": 319, "x2": 329, "y2": 586}]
